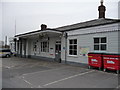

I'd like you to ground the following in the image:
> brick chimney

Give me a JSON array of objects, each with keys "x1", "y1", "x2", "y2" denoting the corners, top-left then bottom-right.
[
  {"x1": 98, "y1": 0, "x2": 106, "y2": 18},
  {"x1": 41, "y1": 24, "x2": 47, "y2": 30}
]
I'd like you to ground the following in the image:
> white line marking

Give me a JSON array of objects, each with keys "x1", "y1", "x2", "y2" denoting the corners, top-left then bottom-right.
[
  {"x1": 20, "y1": 76, "x2": 35, "y2": 88},
  {"x1": 21, "y1": 76, "x2": 43, "y2": 88},
  {"x1": 38, "y1": 85, "x2": 42, "y2": 88},
  {"x1": 4, "y1": 65, "x2": 16, "y2": 69},
  {"x1": 116, "y1": 85, "x2": 120, "y2": 89},
  {"x1": 5, "y1": 66, "x2": 11, "y2": 69},
  {"x1": 23, "y1": 79, "x2": 33, "y2": 86},
  {"x1": 43, "y1": 70, "x2": 94, "y2": 87}
]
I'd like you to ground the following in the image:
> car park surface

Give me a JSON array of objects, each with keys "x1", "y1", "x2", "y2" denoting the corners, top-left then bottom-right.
[{"x1": 2, "y1": 57, "x2": 119, "y2": 88}]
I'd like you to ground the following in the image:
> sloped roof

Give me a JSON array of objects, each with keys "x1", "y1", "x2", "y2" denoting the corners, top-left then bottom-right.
[
  {"x1": 55, "y1": 18, "x2": 120, "y2": 31},
  {"x1": 15, "y1": 18, "x2": 120, "y2": 37},
  {"x1": 15, "y1": 28, "x2": 62, "y2": 37}
]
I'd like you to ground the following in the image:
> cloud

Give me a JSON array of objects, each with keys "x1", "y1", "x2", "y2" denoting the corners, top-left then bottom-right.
[{"x1": 1, "y1": 0, "x2": 119, "y2": 3}]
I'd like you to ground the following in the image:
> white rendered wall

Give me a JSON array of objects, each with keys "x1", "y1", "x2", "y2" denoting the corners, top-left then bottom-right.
[
  {"x1": 65, "y1": 23, "x2": 119, "y2": 64},
  {"x1": 27, "y1": 36, "x2": 61, "y2": 59},
  {"x1": 66, "y1": 31, "x2": 119, "y2": 64}
]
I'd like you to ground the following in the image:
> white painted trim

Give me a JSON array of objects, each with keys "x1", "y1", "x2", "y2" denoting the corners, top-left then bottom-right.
[
  {"x1": 68, "y1": 30, "x2": 119, "y2": 36},
  {"x1": 67, "y1": 38, "x2": 78, "y2": 57},
  {"x1": 93, "y1": 36, "x2": 108, "y2": 51},
  {"x1": 67, "y1": 55, "x2": 78, "y2": 57},
  {"x1": 40, "y1": 30, "x2": 62, "y2": 34},
  {"x1": 16, "y1": 30, "x2": 62, "y2": 38},
  {"x1": 67, "y1": 23, "x2": 119, "y2": 36},
  {"x1": 93, "y1": 36, "x2": 107, "y2": 38}
]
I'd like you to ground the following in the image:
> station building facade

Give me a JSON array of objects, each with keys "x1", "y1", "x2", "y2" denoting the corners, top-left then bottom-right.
[{"x1": 14, "y1": 1, "x2": 120, "y2": 64}]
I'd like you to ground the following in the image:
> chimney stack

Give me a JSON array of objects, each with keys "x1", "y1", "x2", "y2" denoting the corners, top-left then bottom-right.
[
  {"x1": 41, "y1": 24, "x2": 47, "y2": 30},
  {"x1": 98, "y1": 0, "x2": 106, "y2": 18}
]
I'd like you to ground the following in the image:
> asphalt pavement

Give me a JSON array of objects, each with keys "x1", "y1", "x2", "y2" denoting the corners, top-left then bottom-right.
[{"x1": 1, "y1": 57, "x2": 119, "y2": 89}]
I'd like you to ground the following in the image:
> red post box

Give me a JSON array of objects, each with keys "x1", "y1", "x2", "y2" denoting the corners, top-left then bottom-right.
[
  {"x1": 103, "y1": 53, "x2": 120, "y2": 74},
  {"x1": 88, "y1": 52, "x2": 104, "y2": 70}
]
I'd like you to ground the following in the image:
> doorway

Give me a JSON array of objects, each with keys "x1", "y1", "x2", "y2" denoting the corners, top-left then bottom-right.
[{"x1": 55, "y1": 41, "x2": 61, "y2": 62}]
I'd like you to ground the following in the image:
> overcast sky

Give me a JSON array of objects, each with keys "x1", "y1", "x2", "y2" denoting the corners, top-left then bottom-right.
[{"x1": 0, "y1": 0, "x2": 119, "y2": 44}]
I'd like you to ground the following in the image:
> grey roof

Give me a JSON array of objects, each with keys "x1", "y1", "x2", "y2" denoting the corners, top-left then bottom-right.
[
  {"x1": 55, "y1": 18, "x2": 120, "y2": 31},
  {"x1": 15, "y1": 18, "x2": 120, "y2": 37},
  {"x1": 15, "y1": 28, "x2": 62, "y2": 37}
]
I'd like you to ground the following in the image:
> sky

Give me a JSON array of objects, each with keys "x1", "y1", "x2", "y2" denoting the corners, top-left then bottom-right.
[{"x1": 0, "y1": 0, "x2": 120, "y2": 44}]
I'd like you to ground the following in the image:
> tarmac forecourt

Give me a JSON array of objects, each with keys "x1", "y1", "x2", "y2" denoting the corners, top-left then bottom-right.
[{"x1": 2, "y1": 57, "x2": 118, "y2": 88}]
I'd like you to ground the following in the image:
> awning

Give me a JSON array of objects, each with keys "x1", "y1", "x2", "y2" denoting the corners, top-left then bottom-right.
[{"x1": 15, "y1": 29, "x2": 62, "y2": 38}]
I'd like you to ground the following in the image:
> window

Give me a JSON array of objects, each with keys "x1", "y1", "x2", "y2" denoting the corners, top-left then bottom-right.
[
  {"x1": 94, "y1": 37, "x2": 107, "y2": 50},
  {"x1": 55, "y1": 41, "x2": 61, "y2": 51},
  {"x1": 69, "y1": 39, "x2": 77, "y2": 55},
  {"x1": 41, "y1": 41, "x2": 49, "y2": 52}
]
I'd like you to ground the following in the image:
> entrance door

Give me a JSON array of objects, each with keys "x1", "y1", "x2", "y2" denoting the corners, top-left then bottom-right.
[{"x1": 55, "y1": 41, "x2": 61, "y2": 62}]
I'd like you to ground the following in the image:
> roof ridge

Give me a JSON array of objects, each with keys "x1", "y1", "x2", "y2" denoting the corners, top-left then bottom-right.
[
  {"x1": 55, "y1": 18, "x2": 97, "y2": 29},
  {"x1": 55, "y1": 18, "x2": 120, "y2": 31}
]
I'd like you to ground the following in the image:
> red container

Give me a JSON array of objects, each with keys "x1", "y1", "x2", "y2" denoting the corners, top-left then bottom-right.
[
  {"x1": 88, "y1": 52, "x2": 103, "y2": 70},
  {"x1": 103, "y1": 53, "x2": 120, "y2": 73}
]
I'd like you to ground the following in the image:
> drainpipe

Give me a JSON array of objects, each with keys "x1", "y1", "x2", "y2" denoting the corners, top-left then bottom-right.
[
  {"x1": 65, "y1": 32, "x2": 68, "y2": 64},
  {"x1": 14, "y1": 38, "x2": 16, "y2": 52},
  {"x1": 20, "y1": 38, "x2": 22, "y2": 57}
]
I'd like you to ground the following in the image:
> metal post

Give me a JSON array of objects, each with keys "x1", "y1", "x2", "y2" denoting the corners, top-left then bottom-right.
[
  {"x1": 5, "y1": 36, "x2": 7, "y2": 48},
  {"x1": 20, "y1": 38, "x2": 22, "y2": 57},
  {"x1": 14, "y1": 38, "x2": 16, "y2": 52}
]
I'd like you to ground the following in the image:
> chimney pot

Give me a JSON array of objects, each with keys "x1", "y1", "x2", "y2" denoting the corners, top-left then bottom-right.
[
  {"x1": 98, "y1": 0, "x2": 106, "y2": 18},
  {"x1": 41, "y1": 24, "x2": 47, "y2": 30}
]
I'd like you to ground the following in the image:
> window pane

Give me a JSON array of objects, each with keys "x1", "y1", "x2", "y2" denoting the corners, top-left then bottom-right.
[
  {"x1": 74, "y1": 45, "x2": 77, "y2": 49},
  {"x1": 73, "y1": 50, "x2": 77, "y2": 55},
  {"x1": 94, "y1": 38, "x2": 99, "y2": 43},
  {"x1": 59, "y1": 45, "x2": 61, "y2": 51},
  {"x1": 74, "y1": 39, "x2": 77, "y2": 44},
  {"x1": 101, "y1": 44, "x2": 106, "y2": 50},
  {"x1": 56, "y1": 45, "x2": 58, "y2": 50},
  {"x1": 69, "y1": 50, "x2": 73, "y2": 55},
  {"x1": 41, "y1": 41, "x2": 49, "y2": 52},
  {"x1": 69, "y1": 40, "x2": 73, "y2": 44},
  {"x1": 94, "y1": 45, "x2": 99, "y2": 50},
  {"x1": 69, "y1": 45, "x2": 73, "y2": 49},
  {"x1": 101, "y1": 37, "x2": 106, "y2": 43}
]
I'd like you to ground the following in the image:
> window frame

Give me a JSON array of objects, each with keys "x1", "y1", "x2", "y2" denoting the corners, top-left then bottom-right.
[
  {"x1": 41, "y1": 41, "x2": 49, "y2": 52},
  {"x1": 68, "y1": 39, "x2": 78, "y2": 56},
  {"x1": 93, "y1": 37, "x2": 107, "y2": 51}
]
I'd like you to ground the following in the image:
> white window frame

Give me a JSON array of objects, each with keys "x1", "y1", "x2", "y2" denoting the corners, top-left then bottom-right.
[
  {"x1": 93, "y1": 37, "x2": 107, "y2": 51},
  {"x1": 68, "y1": 39, "x2": 77, "y2": 56},
  {"x1": 41, "y1": 41, "x2": 49, "y2": 52}
]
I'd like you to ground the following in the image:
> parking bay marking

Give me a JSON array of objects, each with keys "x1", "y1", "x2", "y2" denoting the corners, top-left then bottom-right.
[
  {"x1": 116, "y1": 85, "x2": 120, "y2": 89},
  {"x1": 4, "y1": 65, "x2": 15, "y2": 69},
  {"x1": 20, "y1": 76, "x2": 35, "y2": 88},
  {"x1": 43, "y1": 70, "x2": 94, "y2": 87}
]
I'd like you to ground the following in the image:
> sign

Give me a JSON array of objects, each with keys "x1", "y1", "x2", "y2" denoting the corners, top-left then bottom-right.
[
  {"x1": 50, "y1": 48, "x2": 54, "y2": 55},
  {"x1": 91, "y1": 59, "x2": 98, "y2": 62},
  {"x1": 79, "y1": 46, "x2": 89, "y2": 57},
  {"x1": 107, "y1": 60, "x2": 115, "y2": 64},
  {"x1": 63, "y1": 47, "x2": 66, "y2": 50}
]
